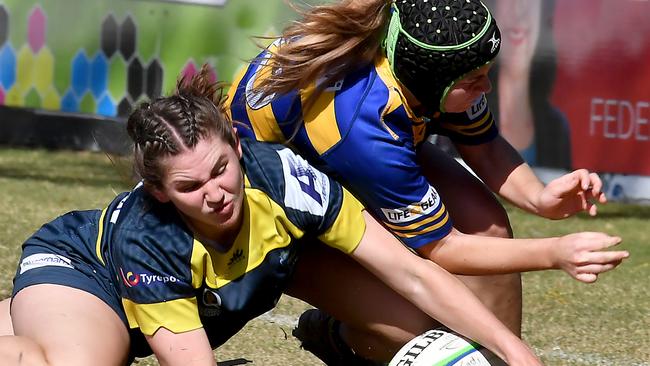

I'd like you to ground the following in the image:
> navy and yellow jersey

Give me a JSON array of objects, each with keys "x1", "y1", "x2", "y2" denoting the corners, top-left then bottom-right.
[
  {"x1": 227, "y1": 45, "x2": 498, "y2": 248},
  {"x1": 99, "y1": 138, "x2": 365, "y2": 348}
]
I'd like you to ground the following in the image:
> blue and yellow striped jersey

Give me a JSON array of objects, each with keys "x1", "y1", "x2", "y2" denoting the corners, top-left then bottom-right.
[
  {"x1": 98, "y1": 139, "x2": 365, "y2": 347},
  {"x1": 227, "y1": 47, "x2": 498, "y2": 248}
]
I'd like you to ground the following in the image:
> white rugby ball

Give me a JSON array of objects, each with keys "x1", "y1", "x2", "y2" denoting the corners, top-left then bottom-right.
[{"x1": 388, "y1": 328, "x2": 507, "y2": 366}]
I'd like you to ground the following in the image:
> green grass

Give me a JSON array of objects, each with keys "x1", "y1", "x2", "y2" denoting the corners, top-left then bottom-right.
[{"x1": 0, "y1": 147, "x2": 648, "y2": 365}]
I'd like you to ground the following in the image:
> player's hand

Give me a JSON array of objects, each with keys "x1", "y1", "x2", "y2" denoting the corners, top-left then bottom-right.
[
  {"x1": 553, "y1": 232, "x2": 628, "y2": 283},
  {"x1": 537, "y1": 169, "x2": 607, "y2": 219},
  {"x1": 535, "y1": 169, "x2": 607, "y2": 219},
  {"x1": 500, "y1": 338, "x2": 544, "y2": 366}
]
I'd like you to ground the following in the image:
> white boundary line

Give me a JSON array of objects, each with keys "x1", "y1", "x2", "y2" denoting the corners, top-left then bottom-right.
[{"x1": 540, "y1": 346, "x2": 650, "y2": 366}]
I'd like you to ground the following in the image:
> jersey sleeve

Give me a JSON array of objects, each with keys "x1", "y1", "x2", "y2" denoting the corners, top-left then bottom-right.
[
  {"x1": 109, "y1": 201, "x2": 203, "y2": 336},
  {"x1": 432, "y1": 94, "x2": 499, "y2": 145},
  {"x1": 272, "y1": 146, "x2": 366, "y2": 254},
  {"x1": 319, "y1": 102, "x2": 454, "y2": 250}
]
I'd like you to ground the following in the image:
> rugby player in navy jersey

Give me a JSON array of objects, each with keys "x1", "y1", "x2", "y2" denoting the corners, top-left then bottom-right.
[
  {"x1": 0, "y1": 66, "x2": 547, "y2": 365},
  {"x1": 227, "y1": 0, "x2": 629, "y2": 363}
]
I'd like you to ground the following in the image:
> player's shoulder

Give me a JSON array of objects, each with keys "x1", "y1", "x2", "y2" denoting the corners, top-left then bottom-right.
[
  {"x1": 241, "y1": 138, "x2": 334, "y2": 219},
  {"x1": 105, "y1": 184, "x2": 194, "y2": 258},
  {"x1": 240, "y1": 138, "x2": 302, "y2": 193}
]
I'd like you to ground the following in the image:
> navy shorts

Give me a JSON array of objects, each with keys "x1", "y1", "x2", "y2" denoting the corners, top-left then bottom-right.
[{"x1": 12, "y1": 210, "x2": 150, "y2": 358}]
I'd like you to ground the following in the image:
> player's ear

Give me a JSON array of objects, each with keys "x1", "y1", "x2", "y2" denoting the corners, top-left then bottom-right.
[
  {"x1": 147, "y1": 184, "x2": 170, "y2": 203},
  {"x1": 232, "y1": 127, "x2": 242, "y2": 159}
]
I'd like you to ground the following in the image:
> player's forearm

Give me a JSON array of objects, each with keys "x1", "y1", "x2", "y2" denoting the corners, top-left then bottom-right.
[
  {"x1": 495, "y1": 162, "x2": 546, "y2": 215},
  {"x1": 354, "y1": 214, "x2": 541, "y2": 363},
  {"x1": 419, "y1": 229, "x2": 556, "y2": 275},
  {"x1": 458, "y1": 136, "x2": 544, "y2": 214},
  {"x1": 147, "y1": 328, "x2": 216, "y2": 366},
  {"x1": 404, "y1": 258, "x2": 537, "y2": 363}
]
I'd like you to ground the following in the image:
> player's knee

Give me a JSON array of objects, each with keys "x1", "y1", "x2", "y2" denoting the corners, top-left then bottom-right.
[
  {"x1": 459, "y1": 273, "x2": 522, "y2": 307},
  {"x1": 0, "y1": 336, "x2": 48, "y2": 366},
  {"x1": 478, "y1": 206, "x2": 513, "y2": 239},
  {"x1": 357, "y1": 313, "x2": 439, "y2": 347}
]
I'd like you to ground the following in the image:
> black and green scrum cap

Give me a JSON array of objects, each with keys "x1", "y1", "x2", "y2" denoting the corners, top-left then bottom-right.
[{"x1": 384, "y1": 0, "x2": 501, "y2": 113}]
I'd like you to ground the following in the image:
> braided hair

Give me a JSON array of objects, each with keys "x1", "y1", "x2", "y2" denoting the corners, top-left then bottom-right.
[{"x1": 127, "y1": 64, "x2": 234, "y2": 189}]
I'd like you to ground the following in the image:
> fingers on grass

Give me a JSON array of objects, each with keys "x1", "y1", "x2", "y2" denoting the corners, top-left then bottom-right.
[{"x1": 575, "y1": 272, "x2": 598, "y2": 283}]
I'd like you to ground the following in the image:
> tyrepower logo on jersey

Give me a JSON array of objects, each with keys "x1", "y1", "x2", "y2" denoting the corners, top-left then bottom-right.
[
  {"x1": 381, "y1": 186, "x2": 440, "y2": 224},
  {"x1": 19, "y1": 253, "x2": 74, "y2": 274},
  {"x1": 119, "y1": 268, "x2": 178, "y2": 287}
]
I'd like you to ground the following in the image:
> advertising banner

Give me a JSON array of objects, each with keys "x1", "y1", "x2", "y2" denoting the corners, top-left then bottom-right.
[
  {"x1": 0, "y1": 0, "x2": 297, "y2": 118},
  {"x1": 485, "y1": 0, "x2": 650, "y2": 202}
]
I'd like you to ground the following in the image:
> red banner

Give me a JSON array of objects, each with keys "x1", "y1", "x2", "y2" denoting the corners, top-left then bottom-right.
[{"x1": 551, "y1": 0, "x2": 650, "y2": 175}]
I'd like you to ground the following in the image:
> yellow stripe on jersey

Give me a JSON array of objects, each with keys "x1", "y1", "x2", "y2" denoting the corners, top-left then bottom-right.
[
  {"x1": 196, "y1": 189, "x2": 302, "y2": 290},
  {"x1": 225, "y1": 67, "x2": 245, "y2": 123},
  {"x1": 245, "y1": 66, "x2": 285, "y2": 142},
  {"x1": 95, "y1": 208, "x2": 107, "y2": 265},
  {"x1": 190, "y1": 239, "x2": 207, "y2": 289},
  {"x1": 374, "y1": 56, "x2": 428, "y2": 144},
  {"x1": 374, "y1": 57, "x2": 407, "y2": 117},
  {"x1": 122, "y1": 297, "x2": 202, "y2": 336},
  {"x1": 317, "y1": 188, "x2": 366, "y2": 254},
  {"x1": 226, "y1": 46, "x2": 285, "y2": 142},
  {"x1": 387, "y1": 211, "x2": 451, "y2": 239},
  {"x1": 301, "y1": 82, "x2": 342, "y2": 154},
  {"x1": 440, "y1": 111, "x2": 494, "y2": 136},
  {"x1": 382, "y1": 203, "x2": 448, "y2": 231}
]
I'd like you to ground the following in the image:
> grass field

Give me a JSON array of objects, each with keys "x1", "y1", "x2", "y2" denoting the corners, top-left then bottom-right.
[{"x1": 0, "y1": 147, "x2": 648, "y2": 366}]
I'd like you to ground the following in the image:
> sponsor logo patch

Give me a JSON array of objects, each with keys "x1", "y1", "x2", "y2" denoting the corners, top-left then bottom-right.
[
  {"x1": 466, "y1": 94, "x2": 488, "y2": 120},
  {"x1": 19, "y1": 253, "x2": 74, "y2": 274},
  {"x1": 119, "y1": 268, "x2": 178, "y2": 287},
  {"x1": 199, "y1": 288, "x2": 223, "y2": 317},
  {"x1": 245, "y1": 39, "x2": 285, "y2": 110},
  {"x1": 277, "y1": 147, "x2": 330, "y2": 216},
  {"x1": 381, "y1": 185, "x2": 440, "y2": 224}
]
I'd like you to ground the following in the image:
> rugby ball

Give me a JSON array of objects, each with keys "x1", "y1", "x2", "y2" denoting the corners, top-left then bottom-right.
[{"x1": 388, "y1": 328, "x2": 507, "y2": 366}]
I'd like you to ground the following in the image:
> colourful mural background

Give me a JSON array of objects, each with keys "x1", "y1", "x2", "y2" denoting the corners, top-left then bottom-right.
[{"x1": 0, "y1": 0, "x2": 298, "y2": 117}]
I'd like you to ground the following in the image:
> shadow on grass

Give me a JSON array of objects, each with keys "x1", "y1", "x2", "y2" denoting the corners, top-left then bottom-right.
[{"x1": 218, "y1": 359, "x2": 253, "y2": 366}]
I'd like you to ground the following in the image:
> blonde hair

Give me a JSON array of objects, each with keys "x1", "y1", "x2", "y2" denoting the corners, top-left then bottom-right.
[{"x1": 255, "y1": 0, "x2": 390, "y2": 99}]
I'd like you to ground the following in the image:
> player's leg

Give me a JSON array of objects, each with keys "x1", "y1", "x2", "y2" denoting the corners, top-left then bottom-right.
[
  {"x1": 0, "y1": 298, "x2": 13, "y2": 335},
  {"x1": 287, "y1": 242, "x2": 438, "y2": 363},
  {"x1": 9, "y1": 284, "x2": 130, "y2": 366},
  {"x1": 417, "y1": 140, "x2": 522, "y2": 335},
  {"x1": 0, "y1": 335, "x2": 52, "y2": 366}
]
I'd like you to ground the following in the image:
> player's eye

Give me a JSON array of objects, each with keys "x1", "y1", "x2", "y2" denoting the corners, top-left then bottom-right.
[
  {"x1": 178, "y1": 182, "x2": 201, "y2": 193},
  {"x1": 212, "y1": 163, "x2": 227, "y2": 177}
]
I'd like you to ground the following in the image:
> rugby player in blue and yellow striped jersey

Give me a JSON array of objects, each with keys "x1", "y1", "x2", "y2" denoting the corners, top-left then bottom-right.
[{"x1": 227, "y1": 0, "x2": 627, "y2": 363}]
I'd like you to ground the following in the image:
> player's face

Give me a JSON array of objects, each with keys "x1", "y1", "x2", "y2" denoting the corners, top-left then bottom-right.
[
  {"x1": 154, "y1": 131, "x2": 245, "y2": 244},
  {"x1": 443, "y1": 64, "x2": 493, "y2": 113}
]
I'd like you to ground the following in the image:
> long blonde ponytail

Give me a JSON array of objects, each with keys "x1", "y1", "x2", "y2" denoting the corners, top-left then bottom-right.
[{"x1": 255, "y1": 0, "x2": 391, "y2": 99}]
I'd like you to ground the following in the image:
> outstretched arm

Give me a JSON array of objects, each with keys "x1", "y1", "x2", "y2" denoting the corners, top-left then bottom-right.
[
  {"x1": 147, "y1": 327, "x2": 216, "y2": 366},
  {"x1": 352, "y1": 211, "x2": 541, "y2": 365},
  {"x1": 457, "y1": 135, "x2": 606, "y2": 219},
  {"x1": 418, "y1": 227, "x2": 628, "y2": 282}
]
